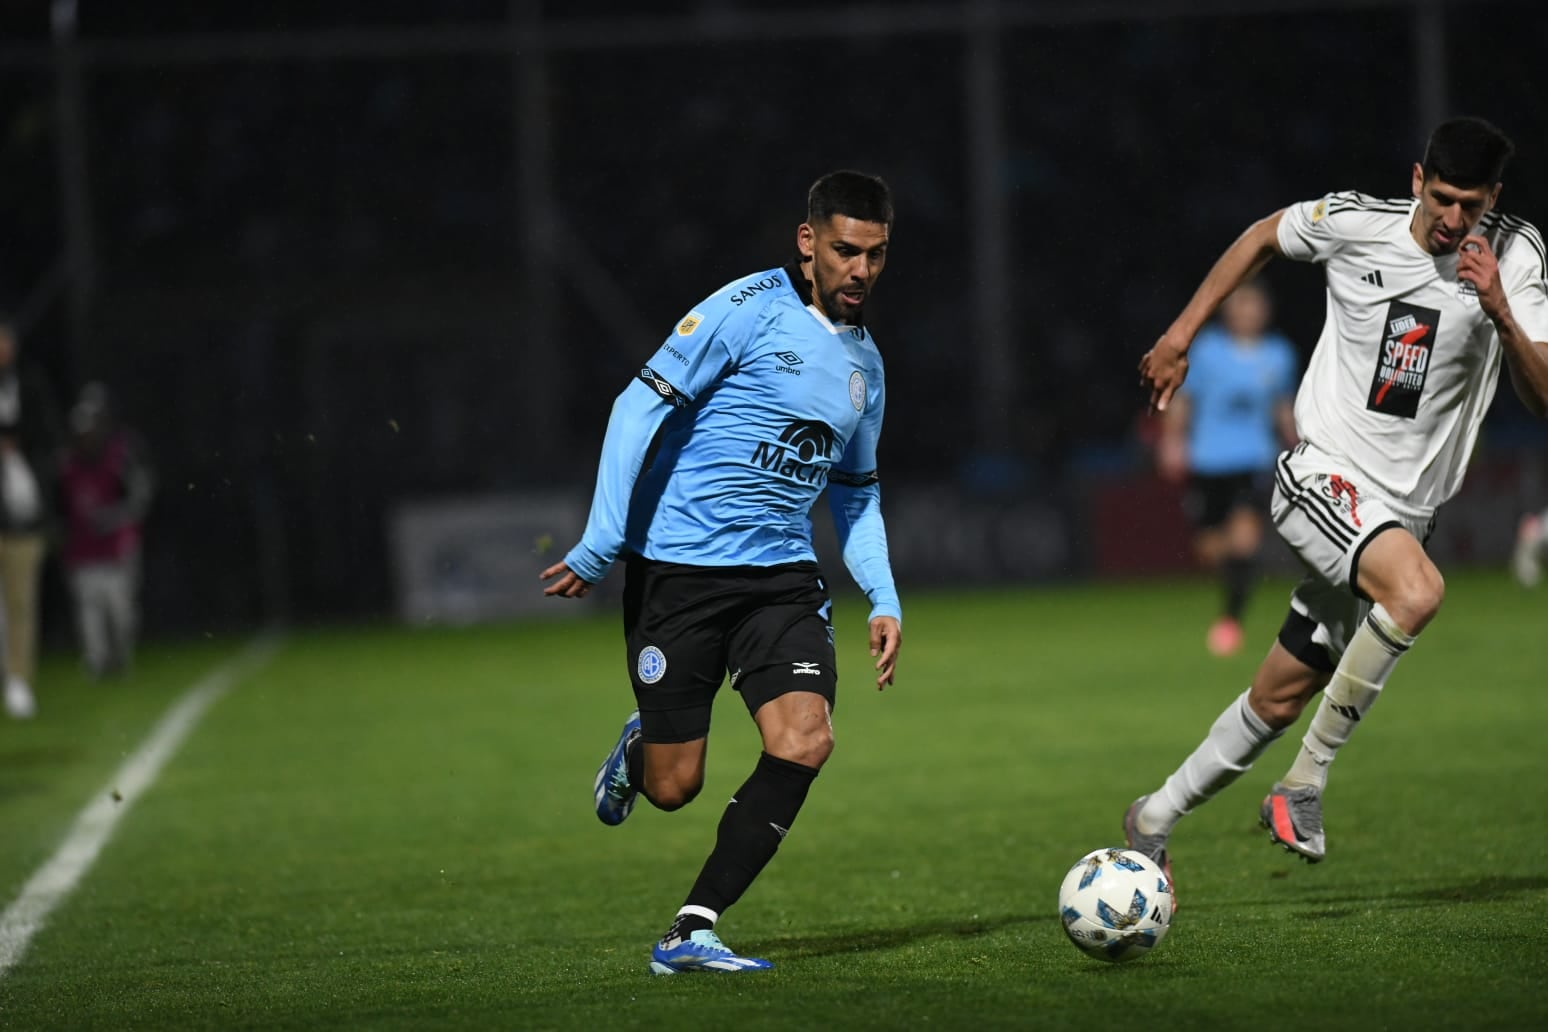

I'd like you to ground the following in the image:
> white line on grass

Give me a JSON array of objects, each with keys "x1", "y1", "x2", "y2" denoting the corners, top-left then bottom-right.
[{"x1": 0, "y1": 633, "x2": 284, "y2": 979}]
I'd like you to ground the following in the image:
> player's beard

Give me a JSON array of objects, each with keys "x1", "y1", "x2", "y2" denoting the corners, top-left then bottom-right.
[{"x1": 815, "y1": 270, "x2": 865, "y2": 323}]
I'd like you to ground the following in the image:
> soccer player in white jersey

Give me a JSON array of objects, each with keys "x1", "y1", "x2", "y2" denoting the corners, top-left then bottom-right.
[{"x1": 1126, "y1": 117, "x2": 1548, "y2": 887}]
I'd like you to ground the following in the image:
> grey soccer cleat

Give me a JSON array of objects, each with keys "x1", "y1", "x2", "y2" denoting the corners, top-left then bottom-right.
[
  {"x1": 1260, "y1": 782, "x2": 1326, "y2": 863},
  {"x1": 1124, "y1": 795, "x2": 1175, "y2": 898}
]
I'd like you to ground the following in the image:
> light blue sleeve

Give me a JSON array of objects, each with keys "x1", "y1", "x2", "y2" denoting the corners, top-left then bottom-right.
[
  {"x1": 1181, "y1": 329, "x2": 1217, "y2": 400},
  {"x1": 1271, "y1": 335, "x2": 1299, "y2": 397},
  {"x1": 563, "y1": 292, "x2": 745, "y2": 584},
  {"x1": 826, "y1": 369, "x2": 902, "y2": 623},
  {"x1": 563, "y1": 380, "x2": 675, "y2": 584}
]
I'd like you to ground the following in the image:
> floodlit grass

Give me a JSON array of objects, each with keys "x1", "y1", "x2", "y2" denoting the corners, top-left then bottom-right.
[{"x1": 2, "y1": 570, "x2": 1546, "y2": 1029}]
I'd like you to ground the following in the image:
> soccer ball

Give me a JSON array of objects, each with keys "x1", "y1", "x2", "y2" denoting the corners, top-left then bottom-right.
[{"x1": 1057, "y1": 847, "x2": 1173, "y2": 963}]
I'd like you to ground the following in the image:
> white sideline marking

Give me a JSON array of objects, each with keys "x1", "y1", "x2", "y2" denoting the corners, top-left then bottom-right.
[{"x1": 0, "y1": 634, "x2": 283, "y2": 979}]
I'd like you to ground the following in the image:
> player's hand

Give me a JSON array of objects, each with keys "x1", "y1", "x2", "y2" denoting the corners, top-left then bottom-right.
[
  {"x1": 1458, "y1": 234, "x2": 1510, "y2": 324},
  {"x1": 1138, "y1": 332, "x2": 1191, "y2": 414},
  {"x1": 869, "y1": 615, "x2": 901, "y2": 690},
  {"x1": 539, "y1": 560, "x2": 592, "y2": 599}
]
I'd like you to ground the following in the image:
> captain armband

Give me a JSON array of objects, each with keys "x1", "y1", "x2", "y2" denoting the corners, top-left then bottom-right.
[
  {"x1": 637, "y1": 366, "x2": 689, "y2": 409},
  {"x1": 830, "y1": 469, "x2": 879, "y2": 488}
]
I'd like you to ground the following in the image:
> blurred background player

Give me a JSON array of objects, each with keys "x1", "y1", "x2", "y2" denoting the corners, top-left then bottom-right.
[
  {"x1": 0, "y1": 315, "x2": 64, "y2": 720},
  {"x1": 1129, "y1": 116, "x2": 1548, "y2": 884},
  {"x1": 1155, "y1": 280, "x2": 1298, "y2": 656},
  {"x1": 59, "y1": 383, "x2": 155, "y2": 679},
  {"x1": 540, "y1": 171, "x2": 902, "y2": 975},
  {"x1": 1512, "y1": 505, "x2": 1548, "y2": 586}
]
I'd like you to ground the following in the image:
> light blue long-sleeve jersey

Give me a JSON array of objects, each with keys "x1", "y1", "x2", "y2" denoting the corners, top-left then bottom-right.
[
  {"x1": 1182, "y1": 326, "x2": 1298, "y2": 475},
  {"x1": 565, "y1": 263, "x2": 902, "y2": 623}
]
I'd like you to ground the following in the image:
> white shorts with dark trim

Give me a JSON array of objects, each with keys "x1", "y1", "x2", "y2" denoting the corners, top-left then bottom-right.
[{"x1": 1270, "y1": 441, "x2": 1435, "y2": 660}]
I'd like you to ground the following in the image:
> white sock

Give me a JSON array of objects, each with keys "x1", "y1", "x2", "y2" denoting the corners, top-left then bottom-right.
[
  {"x1": 1139, "y1": 688, "x2": 1280, "y2": 836},
  {"x1": 1282, "y1": 603, "x2": 1415, "y2": 791}
]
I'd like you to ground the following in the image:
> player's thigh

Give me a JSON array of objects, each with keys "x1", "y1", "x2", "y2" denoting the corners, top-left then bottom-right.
[
  {"x1": 1350, "y1": 528, "x2": 1444, "y2": 631},
  {"x1": 727, "y1": 566, "x2": 837, "y2": 729},
  {"x1": 1270, "y1": 443, "x2": 1429, "y2": 597},
  {"x1": 622, "y1": 555, "x2": 733, "y2": 745},
  {"x1": 1223, "y1": 505, "x2": 1265, "y2": 553}
]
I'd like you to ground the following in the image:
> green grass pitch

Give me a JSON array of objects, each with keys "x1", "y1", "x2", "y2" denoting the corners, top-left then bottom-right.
[{"x1": 2, "y1": 570, "x2": 1546, "y2": 1029}]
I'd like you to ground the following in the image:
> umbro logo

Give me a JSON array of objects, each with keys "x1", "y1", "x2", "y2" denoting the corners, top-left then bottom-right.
[
  {"x1": 1360, "y1": 270, "x2": 1385, "y2": 287},
  {"x1": 775, "y1": 351, "x2": 803, "y2": 376},
  {"x1": 792, "y1": 662, "x2": 822, "y2": 676},
  {"x1": 638, "y1": 367, "x2": 687, "y2": 408}
]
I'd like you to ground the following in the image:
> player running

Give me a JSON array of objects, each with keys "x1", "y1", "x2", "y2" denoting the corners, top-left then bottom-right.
[
  {"x1": 541, "y1": 171, "x2": 903, "y2": 975},
  {"x1": 1154, "y1": 280, "x2": 1299, "y2": 656},
  {"x1": 1127, "y1": 117, "x2": 1548, "y2": 885}
]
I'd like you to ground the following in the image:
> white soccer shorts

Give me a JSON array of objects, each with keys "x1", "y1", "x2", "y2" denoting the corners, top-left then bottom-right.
[{"x1": 1270, "y1": 441, "x2": 1434, "y2": 660}]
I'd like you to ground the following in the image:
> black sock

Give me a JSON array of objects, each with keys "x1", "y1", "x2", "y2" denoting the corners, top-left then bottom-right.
[
  {"x1": 661, "y1": 909, "x2": 715, "y2": 947},
  {"x1": 1223, "y1": 556, "x2": 1255, "y2": 621},
  {"x1": 667, "y1": 752, "x2": 819, "y2": 938}
]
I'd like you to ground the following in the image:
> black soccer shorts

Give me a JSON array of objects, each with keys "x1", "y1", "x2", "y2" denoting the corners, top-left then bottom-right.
[
  {"x1": 1183, "y1": 471, "x2": 1271, "y2": 529},
  {"x1": 621, "y1": 554, "x2": 838, "y2": 744}
]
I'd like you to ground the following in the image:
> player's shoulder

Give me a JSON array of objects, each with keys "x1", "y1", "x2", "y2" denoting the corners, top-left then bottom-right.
[
  {"x1": 1480, "y1": 209, "x2": 1548, "y2": 280},
  {"x1": 705, "y1": 266, "x2": 798, "y2": 317},
  {"x1": 672, "y1": 266, "x2": 796, "y2": 343},
  {"x1": 1189, "y1": 325, "x2": 1228, "y2": 358},
  {"x1": 1309, "y1": 190, "x2": 1412, "y2": 232}
]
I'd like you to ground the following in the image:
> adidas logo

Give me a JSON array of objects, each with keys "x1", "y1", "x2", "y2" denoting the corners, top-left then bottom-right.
[{"x1": 1360, "y1": 270, "x2": 1385, "y2": 287}]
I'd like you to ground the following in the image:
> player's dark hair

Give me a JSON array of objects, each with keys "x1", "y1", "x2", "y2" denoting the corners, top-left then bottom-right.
[
  {"x1": 1421, "y1": 117, "x2": 1515, "y2": 188},
  {"x1": 807, "y1": 170, "x2": 893, "y2": 228}
]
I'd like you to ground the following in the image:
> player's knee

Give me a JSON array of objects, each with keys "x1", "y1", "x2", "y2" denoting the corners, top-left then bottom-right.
[
  {"x1": 764, "y1": 724, "x2": 834, "y2": 770},
  {"x1": 645, "y1": 775, "x2": 702, "y2": 812},
  {"x1": 1248, "y1": 688, "x2": 1307, "y2": 731},
  {"x1": 1383, "y1": 563, "x2": 1445, "y2": 633}
]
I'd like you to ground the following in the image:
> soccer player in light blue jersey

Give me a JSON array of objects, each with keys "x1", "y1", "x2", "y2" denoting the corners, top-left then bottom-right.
[
  {"x1": 541, "y1": 171, "x2": 902, "y2": 975},
  {"x1": 1156, "y1": 281, "x2": 1298, "y2": 656}
]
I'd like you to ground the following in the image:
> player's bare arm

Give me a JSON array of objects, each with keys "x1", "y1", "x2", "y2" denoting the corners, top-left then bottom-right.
[
  {"x1": 539, "y1": 560, "x2": 592, "y2": 599},
  {"x1": 1139, "y1": 210, "x2": 1286, "y2": 413},
  {"x1": 1458, "y1": 234, "x2": 1548, "y2": 417},
  {"x1": 1155, "y1": 393, "x2": 1191, "y2": 482},
  {"x1": 869, "y1": 615, "x2": 901, "y2": 690}
]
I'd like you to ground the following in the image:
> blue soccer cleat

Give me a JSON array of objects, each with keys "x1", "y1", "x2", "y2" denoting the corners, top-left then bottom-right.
[
  {"x1": 593, "y1": 710, "x2": 642, "y2": 826},
  {"x1": 649, "y1": 930, "x2": 774, "y2": 975}
]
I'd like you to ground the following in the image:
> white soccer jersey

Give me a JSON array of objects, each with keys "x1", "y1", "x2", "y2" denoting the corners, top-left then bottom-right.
[{"x1": 1276, "y1": 191, "x2": 1548, "y2": 511}]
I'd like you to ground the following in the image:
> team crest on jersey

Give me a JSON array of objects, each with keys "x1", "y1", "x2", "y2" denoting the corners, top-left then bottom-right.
[
  {"x1": 1457, "y1": 278, "x2": 1478, "y2": 302},
  {"x1": 1314, "y1": 473, "x2": 1364, "y2": 527},
  {"x1": 1366, "y1": 301, "x2": 1439, "y2": 419},
  {"x1": 637, "y1": 646, "x2": 667, "y2": 684},
  {"x1": 849, "y1": 370, "x2": 867, "y2": 412},
  {"x1": 677, "y1": 311, "x2": 704, "y2": 336}
]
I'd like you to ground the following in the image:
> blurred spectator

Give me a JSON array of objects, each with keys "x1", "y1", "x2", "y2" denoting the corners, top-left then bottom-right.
[
  {"x1": 59, "y1": 383, "x2": 155, "y2": 679},
  {"x1": 1154, "y1": 282, "x2": 1298, "y2": 656},
  {"x1": 1513, "y1": 506, "x2": 1548, "y2": 588},
  {"x1": 0, "y1": 315, "x2": 64, "y2": 719}
]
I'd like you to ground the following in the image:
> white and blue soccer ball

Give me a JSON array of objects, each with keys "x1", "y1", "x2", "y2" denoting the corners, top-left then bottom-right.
[{"x1": 1057, "y1": 847, "x2": 1173, "y2": 963}]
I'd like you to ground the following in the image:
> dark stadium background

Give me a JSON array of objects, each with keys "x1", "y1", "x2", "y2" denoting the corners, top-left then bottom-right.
[{"x1": 1, "y1": 0, "x2": 1543, "y2": 637}]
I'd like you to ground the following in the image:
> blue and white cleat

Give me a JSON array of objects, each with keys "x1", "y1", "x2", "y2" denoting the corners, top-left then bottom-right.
[
  {"x1": 593, "y1": 710, "x2": 642, "y2": 826},
  {"x1": 649, "y1": 930, "x2": 773, "y2": 975}
]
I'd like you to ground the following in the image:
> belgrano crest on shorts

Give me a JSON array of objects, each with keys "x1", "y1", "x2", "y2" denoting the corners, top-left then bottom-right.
[
  {"x1": 1276, "y1": 191, "x2": 1548, "y2": 510},
  {"x1": 1366, "y1": 301, "x2": 1439, "y2": 418}
]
